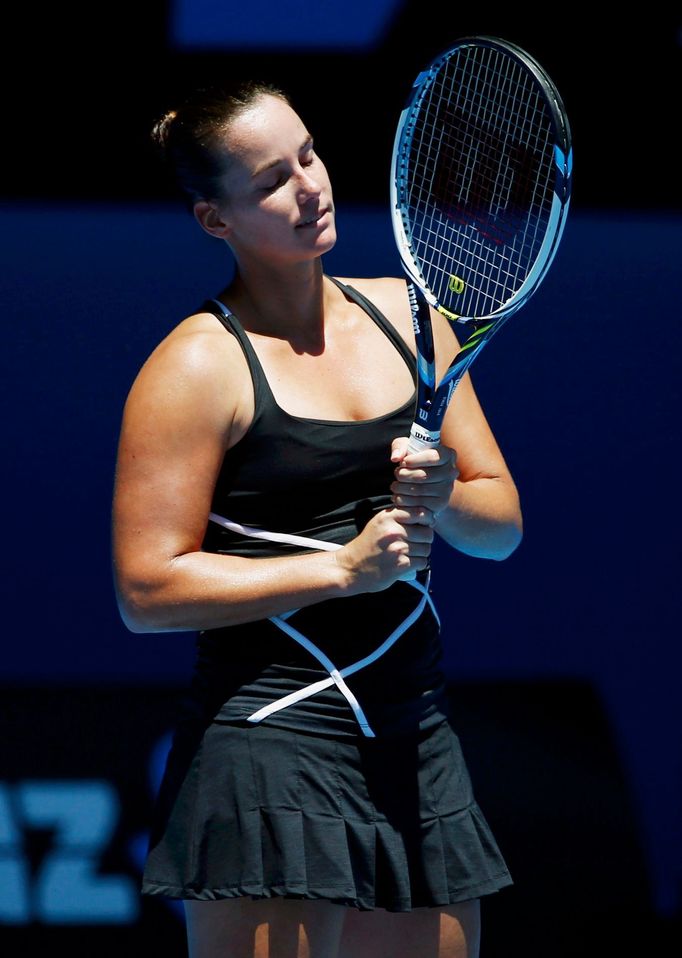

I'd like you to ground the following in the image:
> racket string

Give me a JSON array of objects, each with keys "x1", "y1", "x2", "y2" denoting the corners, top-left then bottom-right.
[{"x1": 400, "y1": 42, "x2": 560, "y2": 318}]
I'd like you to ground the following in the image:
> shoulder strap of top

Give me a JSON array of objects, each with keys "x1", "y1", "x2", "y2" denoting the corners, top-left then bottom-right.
[
  {"x1": 327, "y1": 277, "x2": 416, "y2": 378},
  {"x1": 200, "y1": 297, "x2": 249, "y2": 353},
  {"x1": 200, "y1": 281, "x2": 415, "y2": 406},
  {"x1": 200, "y1": 297, "x2": 270, "y2": 410}
]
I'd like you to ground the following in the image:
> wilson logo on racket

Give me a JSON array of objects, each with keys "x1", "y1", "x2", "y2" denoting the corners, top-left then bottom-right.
[
  {"x1": 407, "y1": 283, "x2": 423, "y2": 336},
  {"x1": 448, "y1": 275, "x2": 466, "y2": 295}
]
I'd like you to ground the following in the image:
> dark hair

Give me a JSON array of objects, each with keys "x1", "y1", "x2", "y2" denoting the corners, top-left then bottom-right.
[{"x1": 151, "y1": 80, "x2": 290, "y2": 207}]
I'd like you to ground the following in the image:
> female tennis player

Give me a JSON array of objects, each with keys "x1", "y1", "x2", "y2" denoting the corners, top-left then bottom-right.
[{"x1": 112, "y1": 81, "x2": 523, "y2": 958}]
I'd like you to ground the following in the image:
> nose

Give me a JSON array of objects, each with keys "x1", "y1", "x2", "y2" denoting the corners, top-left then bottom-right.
[{"x1": 296, "y1": 166, "x2": 322, "y2": 201}]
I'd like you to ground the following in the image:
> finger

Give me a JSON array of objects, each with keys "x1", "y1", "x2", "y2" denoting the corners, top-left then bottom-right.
[
  {"x1": 397, "y1": 558, "x2": 430, "y2": 581},
  {"x1": 396, "y1": 473, "x2": 454, "y2": 503},
  {"x1": 386, "y1": 505, "x2": 435, "y2": 526},
  {"x1": 395, "y1": 505, "x2": 436, "y2": 526},
  {"x1": 390, "y1": 436, "x2": 411, "y2": 464},
  {"x1": 394, "y1": 462, "x2": 459, "y2": 484},
  {"x1": 392, "y1": 483, "x2": 451, "y2": 502},
  {"x1": 405, "y1": 522, "x2": 435, "y2": 543},
  {"x1": 401, "y1": 445, "x2": 456, "y2": 469},
  {"x1": 393, "y1": 552, "x2": 431, "y2": 574},
  {"x1": 393, "y1": 521, "x2": 435, "y2": 546}
]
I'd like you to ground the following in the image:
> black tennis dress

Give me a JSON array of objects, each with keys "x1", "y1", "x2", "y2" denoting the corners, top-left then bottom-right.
[{"x1": 141, "y1": 278, "x2": 512, "y2": 910}]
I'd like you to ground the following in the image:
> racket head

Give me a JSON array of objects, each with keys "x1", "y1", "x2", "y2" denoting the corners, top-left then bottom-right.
[{"x1": 391, "y1": 36, "x2": 573, "y2": 325}]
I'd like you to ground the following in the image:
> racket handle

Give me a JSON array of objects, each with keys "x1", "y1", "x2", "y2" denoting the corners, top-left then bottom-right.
[{"x1": 407, "y1": 422, "x2": 440, "y2": 454}]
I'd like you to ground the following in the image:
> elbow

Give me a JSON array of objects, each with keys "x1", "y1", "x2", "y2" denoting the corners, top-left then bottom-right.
[
  {"x1": 490, "y1": 521, "x2": 523, "y2": 561},
  {"x1": 463, "y1": 521, "x2": 523, "y2": 561},
  {"x1": 437, "y1": 501, "x2": 524, "y2": 561},
  {"x1": 113, "y1": 569, "x2": 176, "y2": 634},
  {"x1": 441, "y1": 522, "x2": 522, "y2": 561},
  {"x1": 116, "y1": 588, "x2": 162, "y2": 634},
  {"x1": 489, "y1": 489, "x2": 524, "y2": 561},
  {"x1": 118, "y1": 603, "x2": 156, "y2": 635}
]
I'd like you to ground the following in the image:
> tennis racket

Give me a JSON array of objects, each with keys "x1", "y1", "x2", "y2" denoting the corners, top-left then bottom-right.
[{"x1": 390, "y1": 36, "x2": 573, "y2": 452}]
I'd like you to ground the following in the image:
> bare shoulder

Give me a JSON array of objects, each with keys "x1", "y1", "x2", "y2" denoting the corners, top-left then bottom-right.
[
  {"x1": 122, "y1": 309, "x2": 251, "y2": 437},
  {"x1": 132, "y1": 311, "x2": 243, "y2": 389},
  {"x1": 332, "y1": 275, "x2": 415, "y2": 346}
]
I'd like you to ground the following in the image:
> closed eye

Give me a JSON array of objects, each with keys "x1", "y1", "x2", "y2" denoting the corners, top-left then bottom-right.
[
  {"x1": 260, "y1": 175, "x2": 286, "y2": 192},
  {"x1": 256, "y1": 138, "x2": 316, "y2": 192}
]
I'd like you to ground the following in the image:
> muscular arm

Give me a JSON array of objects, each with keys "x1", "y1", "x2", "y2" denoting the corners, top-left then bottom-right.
[{"x1": 112, "y1": 317, "x2": 431, "y2": 634}]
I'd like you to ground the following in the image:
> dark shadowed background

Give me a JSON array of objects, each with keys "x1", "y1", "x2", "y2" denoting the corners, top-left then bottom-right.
[{"x1": 2, "y1": 3, "x2": 680, "y2": 955}]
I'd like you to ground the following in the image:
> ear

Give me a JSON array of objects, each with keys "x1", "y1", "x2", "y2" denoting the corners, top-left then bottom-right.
[{"x1": 193, "y1": 200, "x2": 232, "y2": 239}]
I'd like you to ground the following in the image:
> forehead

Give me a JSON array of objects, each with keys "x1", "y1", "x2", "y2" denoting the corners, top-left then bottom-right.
[{"x1": 223, "y1": 95, "x2": 309, "y2": 168}]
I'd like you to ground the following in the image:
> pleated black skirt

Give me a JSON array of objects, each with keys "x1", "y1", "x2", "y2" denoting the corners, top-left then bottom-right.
[{"x1": 141, "y1": 715, "x2": 512, "y2": 912}]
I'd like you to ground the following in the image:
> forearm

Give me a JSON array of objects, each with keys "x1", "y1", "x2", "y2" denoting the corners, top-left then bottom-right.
[
  {"x1": 434, "y1": 476, "x2": 523, "y2": 560},
  {"x1": 116, "y1": 505, "x2": 431, "y2": 634},
  {"x1": 117, "y1": 548, "x2": 350, "y2": 634}
]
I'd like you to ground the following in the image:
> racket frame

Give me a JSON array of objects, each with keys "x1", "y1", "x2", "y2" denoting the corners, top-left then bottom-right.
[{"x1": 390, "y1": 36, "x2": 572, "y2": 450}]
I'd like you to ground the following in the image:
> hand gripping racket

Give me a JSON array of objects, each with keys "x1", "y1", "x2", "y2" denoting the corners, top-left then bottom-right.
[{"x1": 390, "y1": 36, "x2": 573, "y2": 452}]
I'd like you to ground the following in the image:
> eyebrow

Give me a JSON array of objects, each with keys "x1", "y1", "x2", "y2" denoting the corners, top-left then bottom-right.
[{"x1": 251, "y1": 135, "x2": 314, "y2": 179}]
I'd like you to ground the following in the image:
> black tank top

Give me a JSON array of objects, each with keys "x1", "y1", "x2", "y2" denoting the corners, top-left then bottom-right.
[{"x1": 188, "y1": 278, "x2": 450, "y2": 738}]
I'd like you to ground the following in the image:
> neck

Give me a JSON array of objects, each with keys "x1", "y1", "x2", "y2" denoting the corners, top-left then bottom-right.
[{"x1": 224, "y1": 258, "x2": 332, "y2": 351}]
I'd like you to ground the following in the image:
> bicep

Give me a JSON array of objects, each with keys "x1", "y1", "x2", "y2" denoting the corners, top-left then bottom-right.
[{"x1": 112, "y1": 335, "x2": 240, "y2": 582}]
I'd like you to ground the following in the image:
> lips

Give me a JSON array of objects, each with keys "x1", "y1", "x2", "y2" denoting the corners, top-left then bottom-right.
[{"x1": 296, "y1": 208, "x2": 330, "y2": 228}]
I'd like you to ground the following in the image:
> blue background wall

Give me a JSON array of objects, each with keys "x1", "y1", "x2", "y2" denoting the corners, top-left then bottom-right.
[{"x1": 2, "y1": 2, "x2": 680, "y2": 953}]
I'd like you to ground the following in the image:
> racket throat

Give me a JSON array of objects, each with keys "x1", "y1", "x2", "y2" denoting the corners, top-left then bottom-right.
[{"x1": 408, "y1": 384, "x2": 454, "y2": 451}]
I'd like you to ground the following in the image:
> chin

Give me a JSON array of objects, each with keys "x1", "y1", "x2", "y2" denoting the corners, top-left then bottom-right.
[
  {"x1": 317, "y1": 212, "x2": 337, "y2": 250},
  {"x1": 319, "y1": 226, "x2": 337, "y2": 254}
]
